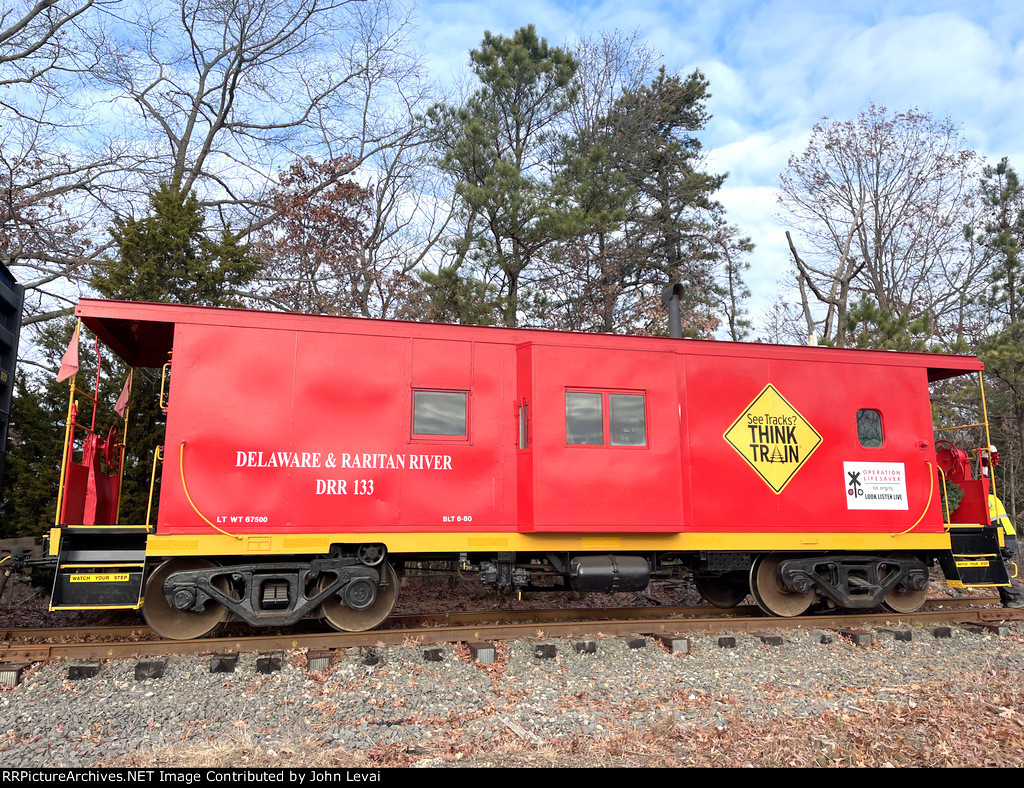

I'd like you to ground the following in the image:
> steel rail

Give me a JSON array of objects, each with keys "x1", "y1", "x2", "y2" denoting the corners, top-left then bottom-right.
[
  {"x1": 0, "y1": 595, "x2": 998, "y2": 643},
  {"x1": 0, "y1": 597, "x2": 1018, "y2": 664}
]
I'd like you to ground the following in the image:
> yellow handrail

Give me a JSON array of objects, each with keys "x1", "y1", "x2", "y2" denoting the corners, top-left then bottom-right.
[
  {"x1": 159, "y1": 361, "x2": 171, "y2": 411},
  {"x1": 979, "y1": 371, "x2": 997, "y2": 504},
  {"x1": 938, "y1": 466, "x2": 951, "y2": 525},
  {"x1": 893, "y1": 461, "x2": 935, "y2": 537},
  {"x1": 54, "y1": 395, "x2": 77, "y2": 527},
  {"x1": 145, "y1": 445, "x2": 162, "y2": 531},
  {"x1": 178, "y1": 442, "x2": 242, "y2": 540},
  {"x1": 54, "y1": 318, "x2": 83, "y2": 527},
  {"x1": 934, "y1": 422, "x2": 988, "y2": 432}
]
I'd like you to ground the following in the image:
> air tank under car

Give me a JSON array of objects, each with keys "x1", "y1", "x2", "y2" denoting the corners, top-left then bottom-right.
[{"x1": 568, "y1": 556, "x2": 651, "y2": 593}]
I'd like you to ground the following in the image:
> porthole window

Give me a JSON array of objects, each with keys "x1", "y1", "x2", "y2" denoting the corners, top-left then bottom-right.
[
  {"x1": 412, "y1": 390, "x2": 467, "y2": 437},
  {"x1": 856, "y1": 409, "x2": 883, "y2": 448}
]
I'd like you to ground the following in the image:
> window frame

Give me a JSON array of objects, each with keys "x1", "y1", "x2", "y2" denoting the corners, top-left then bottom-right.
[
  {"x1": 608, "y1": 392, "x2": 648, "y2": 447},
  {"x1": 410, "y1": 388, "x2": 470, "y2": 442},
  {"x1": 565, "y1": 388, "x2": 648, "y2": 449},
  {"x1": 856, "y1": 408, "x2": 885, "y2": 449}
]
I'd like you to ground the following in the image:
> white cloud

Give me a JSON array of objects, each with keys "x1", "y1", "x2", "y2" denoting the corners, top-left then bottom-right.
[{"x1": 414, "y1": 0, "x2": 1024, "y2": 329}]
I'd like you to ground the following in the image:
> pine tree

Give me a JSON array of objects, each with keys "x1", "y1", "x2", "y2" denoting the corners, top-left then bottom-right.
[
  {"x1": 974, "y1": 159, "x2": 1024, "y2": 514},
  {"x1": 1, "y1": 376, "x2": 63, "y2": 538},
  {"x1": 94, "y1": 184, "x2": 257, "y2": 306},
  {"x1": 845, "y1": 296, "x2": 934, "y2": 351},
  {"x1": 429, "y1": 26, "x2": 579, "y2": 327},
  {"x1": 599, "y1": 68, "x2": 748, "y2": 337},
  {"x1": 977, "y1": 158, "x2": 1024, "y2": 326},
  {"x1": 410, "y1": 265, "x2": 501, "y2": 326}
]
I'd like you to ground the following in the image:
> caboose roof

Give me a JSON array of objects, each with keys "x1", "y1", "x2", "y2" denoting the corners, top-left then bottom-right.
[{"x1": 75, "y1": 298, "x2": 983, "y2": 382}]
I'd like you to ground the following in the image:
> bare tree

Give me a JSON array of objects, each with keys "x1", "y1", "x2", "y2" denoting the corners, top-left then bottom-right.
[
  {"x1": 0, "y1": 118, "x2": 132, "y2": 324},
  {"x1": 564, "y1": 29, "x2": 659, "y2": 146},
  {"x1": 779, "y1": 104, "x2": 983, "y2": 348},
  {"x1": 1, "y1": 0, "x2": 133, "y2": 327},
  {"x1": 87, "y1": 0, "x2": 429, "y2": 231},
  {"x1": 2, "y1": 0, "x2": 434, "y2": 330},
  {"x1": 358, "y1": 143, "x2": 459, "y2": 318},
  {"x1": 0, "y1": 0, "x2": 106, "y2": 100}
]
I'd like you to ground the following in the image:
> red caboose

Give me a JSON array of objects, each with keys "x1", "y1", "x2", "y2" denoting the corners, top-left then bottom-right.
[{"x1": 44, "y1": 299, "x2": 1009, "y2": 638}]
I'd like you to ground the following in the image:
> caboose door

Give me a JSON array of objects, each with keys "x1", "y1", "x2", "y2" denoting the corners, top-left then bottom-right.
[{"x1": 520, "y1": 342, "x2": 683, "y2": 532}]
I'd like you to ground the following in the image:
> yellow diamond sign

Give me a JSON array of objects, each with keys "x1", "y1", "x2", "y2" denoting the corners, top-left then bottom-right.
[{"x1": 724, "y1": 384, "x2": 822, "y2": 494}]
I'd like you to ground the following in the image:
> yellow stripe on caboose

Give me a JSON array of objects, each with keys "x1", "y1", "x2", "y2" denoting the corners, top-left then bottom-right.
[{"x1": 140, "y1": 529, "x2": 954, "y2": 557}]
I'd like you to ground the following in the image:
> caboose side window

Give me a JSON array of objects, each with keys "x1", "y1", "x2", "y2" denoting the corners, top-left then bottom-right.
[
  {"x1": 566, "y1": 392, "x2": 603, "y2": 445},
  {"x1": 413, "y1": 390, "x2": 467, "y2": 437},
  {"x1": 610, "y1": 394, "x2": 646, "y2": 446},
  {"x1": 857, "y1": 408, "x2": 884, "y2": 448},
  {"x1": 566, "y1": 390, "x2": 647, "y2": 447}
]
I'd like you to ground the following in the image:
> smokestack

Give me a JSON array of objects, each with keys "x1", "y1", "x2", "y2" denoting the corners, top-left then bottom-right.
[{"x1": 660, "y1": 282, "x2": 686, "y2": 339}]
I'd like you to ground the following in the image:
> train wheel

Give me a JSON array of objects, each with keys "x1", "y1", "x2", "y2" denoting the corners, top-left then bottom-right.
[
  {"x1": 320, "y1": 562, "x2": 398, "y2": 632},
  {"x1": 880, "y1": 555, "x2": 929, "y2": 613},
  {"x1": 881, "y1": 584, "x2": 929, "y2": 614},
  {"x1": 750, "y1": 554, "x2": 814, "y2": 617},
  {"x1": 694, "y1": 572, "x2": 750, "y2": 608},
  {"x1": 143, "y1": 558, "x2": 231, "y2": 640}
]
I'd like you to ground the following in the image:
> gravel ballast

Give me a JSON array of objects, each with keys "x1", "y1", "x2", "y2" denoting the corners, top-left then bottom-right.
[{"x1": 2, "y1": 618, "x2": 1024, "y2": 768}]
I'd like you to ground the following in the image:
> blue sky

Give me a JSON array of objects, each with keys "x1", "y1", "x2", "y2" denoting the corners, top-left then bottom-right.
[{"x1": 412, "y1": 0, "x2": 1024, "y2": 325}]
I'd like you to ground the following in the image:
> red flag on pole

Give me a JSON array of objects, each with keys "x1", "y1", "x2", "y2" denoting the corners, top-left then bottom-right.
[
  {"x1": 56, "y1": 323, "x2": 80, "y2": 383},
  {"x1": 114, "y1": 370, "x2": 132, "y2": 418}
]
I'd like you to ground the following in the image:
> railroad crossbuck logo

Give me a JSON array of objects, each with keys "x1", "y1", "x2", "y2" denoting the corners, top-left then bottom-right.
[{"x1": 724, "y1": 384, "x2": 822, "y2": 494}]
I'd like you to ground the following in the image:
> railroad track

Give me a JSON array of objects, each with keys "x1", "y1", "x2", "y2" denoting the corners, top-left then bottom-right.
[{"x1": 2, "y1": 596, "x2": 1020, "y2": 664}]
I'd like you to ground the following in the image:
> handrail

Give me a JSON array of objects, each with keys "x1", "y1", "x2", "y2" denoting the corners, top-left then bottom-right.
[
  {"x1": 115, "y1": 371, "x2": 132, "y2": 525},
  {"x1": 934, "y1": 422, "x2": 988, "y2": 432},
  {"x1": 892, "y1": 461, "x2": 935, "y2": 537},
  {"x1": 979, "y1": 371, "x2": 997, "y2": 504},
  {"x1": 89, "y1": 337, "x2": 101, "y2": 431},
  {"x1": 178, "y1": 442, "x2": 242, "y2": 540},
  {"x1": 145, "y1": 446, "x2": 162, "y2": 531},
  {"x1": 55, "y1": 395, "x2": 76, "y2": 527},
  {"x1": 53, "y1": 322, "x2": 136, "y2": 529},
  {"x1": 938, "y1": 466, "x2": 951, "y2": 525},
  {"x1": 159, "y1": 361, "x2": 171, "y2": 411}
]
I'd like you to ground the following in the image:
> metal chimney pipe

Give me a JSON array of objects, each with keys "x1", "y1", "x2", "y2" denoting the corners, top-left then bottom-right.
[{"x1": 660, "y1": 282, "x2": 686, "y2": 339}]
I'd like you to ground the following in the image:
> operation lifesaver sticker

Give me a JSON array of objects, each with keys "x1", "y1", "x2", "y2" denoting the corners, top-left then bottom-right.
[
  {"x1": 724, "y1": 384, "x2": 822, "y2": 494},
  {"x1": 843, "y1": 462, "x2": 908, "y2": 510}
]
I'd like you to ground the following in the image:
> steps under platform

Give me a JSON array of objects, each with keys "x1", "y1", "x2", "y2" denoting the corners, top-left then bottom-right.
[
  {"x1": 50, "y1": 527, "x2": 147, "y2": 610},
  {"x1": 938, "y1": 523, "x2": 1011, "y2": 589}
]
